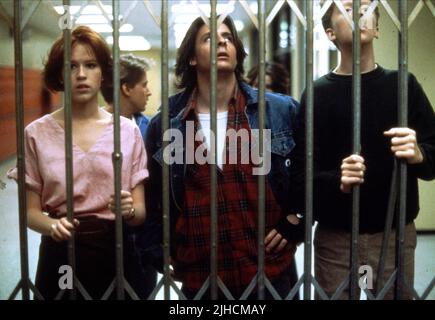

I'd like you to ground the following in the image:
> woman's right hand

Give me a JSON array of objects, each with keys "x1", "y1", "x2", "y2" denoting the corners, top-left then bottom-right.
[{"x1": 49, "y1": 217, "x2": 80, "y2": 242}]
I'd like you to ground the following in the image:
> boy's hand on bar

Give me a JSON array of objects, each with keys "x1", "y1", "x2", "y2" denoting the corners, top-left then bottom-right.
[
  {"x1": 340, "y1": 155, "x2": 366, "y2": 193},
  {"x1": 384, "y1": 127, "x2": 424, "y2": 164}
]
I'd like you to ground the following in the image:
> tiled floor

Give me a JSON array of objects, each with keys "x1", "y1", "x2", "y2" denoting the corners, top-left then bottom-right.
[
  {"x1": 0, "y1": 156, "x2": 434, "y2": 300},
  {"x1": 0, "y1": 157, "x2": 40, "y2": 300}
]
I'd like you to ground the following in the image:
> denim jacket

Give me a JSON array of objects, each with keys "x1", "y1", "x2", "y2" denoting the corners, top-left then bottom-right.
[{"x1": 144, "y1": 82, "x2": 299, "y2": 261}]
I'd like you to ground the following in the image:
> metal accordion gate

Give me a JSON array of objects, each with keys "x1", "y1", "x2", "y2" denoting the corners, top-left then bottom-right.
[{"x1": 5, "y1": 0, "x2": 435, "y2": 300}]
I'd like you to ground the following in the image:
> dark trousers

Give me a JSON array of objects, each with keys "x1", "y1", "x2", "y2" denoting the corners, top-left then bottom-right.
[
  {"x1": 124, "y1": 249, "x2": 158, "y2": 299},
  {"x1": 35, "y1": 219, "x2": 116, "y2": 300}
]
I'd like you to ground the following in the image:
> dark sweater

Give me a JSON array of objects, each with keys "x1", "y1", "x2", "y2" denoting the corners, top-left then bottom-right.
[{"x1": 290, "y1": 65, "x2": 435, "y2": 233}]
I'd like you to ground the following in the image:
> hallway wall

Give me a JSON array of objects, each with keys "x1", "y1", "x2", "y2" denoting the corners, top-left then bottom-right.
[{"x1": 374, "y1": 1, "x2": 435, "y2": 231}]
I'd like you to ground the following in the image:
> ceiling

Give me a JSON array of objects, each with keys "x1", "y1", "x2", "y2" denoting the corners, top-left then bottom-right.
[{"x1": 0, "y1": 0, "x2": 264, "y2": 51}]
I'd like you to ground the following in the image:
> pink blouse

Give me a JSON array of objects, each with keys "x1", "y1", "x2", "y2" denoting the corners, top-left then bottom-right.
[{"x1": 8, "y1": 114, "x2": 148, "y2": 220}]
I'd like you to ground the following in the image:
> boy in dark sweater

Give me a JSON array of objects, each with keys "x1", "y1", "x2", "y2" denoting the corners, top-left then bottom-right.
[{"x1": 291, "y1": 0, "x2": 435, "y2": 299}]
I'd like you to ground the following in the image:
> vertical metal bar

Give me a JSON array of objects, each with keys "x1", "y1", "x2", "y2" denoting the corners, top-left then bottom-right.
[
  {"x1": 350, "y1": 0, "x2": 361, "y2": 301},
  {"x1": 112, "y1": 0, "x2": 125, "y2": 300},
  {"x1": 257, "y1": 0, "x2": 266, "y2": 301},
  {"x1": 209, "y1": 0, "x2": 218, "y2": 301},
  {"x1": 376, "y1": 159, "x2": 399, "y2": 294},
  {"x1": 62, "y1": 0, "x2": 76, "y2": 301},
  {"x1": 161, "y1": 0, "x2": 171, "y2": 301},
  {"x1": 291, "y1": 4, "x2": 304, "y2": 99},
  {"x1": 303, "y1": 0, "x2": 313, "y2": 301},
  {"x1": 13, "y1": 0, "x2": 30, "y2": 301},
  {"x1": 396, "y1": 0, "x2": 408, "y2": 300}
]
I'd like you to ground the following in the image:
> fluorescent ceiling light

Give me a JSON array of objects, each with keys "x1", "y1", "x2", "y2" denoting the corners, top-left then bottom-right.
[
  {"x1": 234, "y1": 20, "x2": 244, "y2": 32},
  {"x1": 53, "y1": 5, "x2": 112, "y2": 15},
  {"x1": 81, "y1": 5, "x2": 112, "y2": 15},
  {"x1": 249, "y1": 2, "x2": 258, "y2": 15},
  {"x1": 76, "y1": 15, "x2": 111, "y2": 24},
  {"x1": 106, "y1": 36, "x2": 151, "y2": 51},
  {"x1": 85, "y1": 23, "x2": 134, "y2": 33},
  {"x1": 173, "y1": 14, "x2": 199, "y2": 24},
  {"x1": 173, "y1": 23, "x2": 191, "y2": 48},
  {"x1": 54, "y1": 5, "x2": 81, "y2": 15},
  {"x1": 119, "y1": 24, "x2": 134, "y2": 32},
  {"x1": 75, "y1": 14, "x2": 123, "y2": 24},
  {"x1": 171, "y1": 3, "x2": 234, "y2": 16}
]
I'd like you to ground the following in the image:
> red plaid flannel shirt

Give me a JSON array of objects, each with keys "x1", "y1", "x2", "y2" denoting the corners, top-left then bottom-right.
[{"x1": 173, "y1": 86, "x2": 294, "y2": 296}]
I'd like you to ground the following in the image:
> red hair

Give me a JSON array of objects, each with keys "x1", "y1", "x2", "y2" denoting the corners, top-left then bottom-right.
[{"x1": 43, "y1": 25, "x2": 113, "y2": 92}]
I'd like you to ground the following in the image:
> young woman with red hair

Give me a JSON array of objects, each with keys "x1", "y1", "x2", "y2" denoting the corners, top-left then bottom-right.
[{"x1": 8, "y1": 26, "x2": 148, "y2": 299}]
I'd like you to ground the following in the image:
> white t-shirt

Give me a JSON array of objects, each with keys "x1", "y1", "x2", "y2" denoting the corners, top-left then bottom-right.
[{"x1": 197, "y1": 111, "x2": 228, "y2": 169}]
